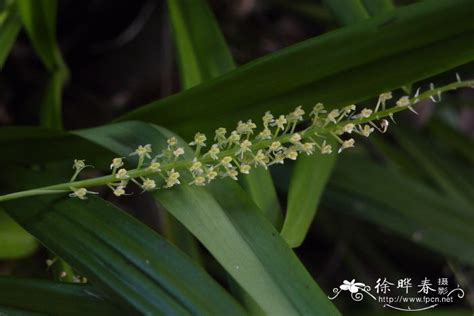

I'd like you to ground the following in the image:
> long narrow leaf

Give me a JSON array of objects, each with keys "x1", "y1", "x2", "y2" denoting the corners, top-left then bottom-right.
[
  {"x1": 16, "y1": 0, "x2": 66, "y2": 72},
  {"x1": 326, "y1": 155, "x2": 474, "y2": 266},
  {"x1": 17, "y1": 0, "x2": 68, "y2": 130},
  {"x1": 167, "y1": 0, "x2": 234, "y2": 88},
  {"x1": 167, "y1": 0, "x2": 281, "y2": 225},
  {"x1": 281, "y1": 138, "x2": 338, "y2": 247},
  {"x1": 0, "y1": 277, "x2": 127, "y2": 316},
  {"x1": 76, "y1": 121, "x2": 341, "y2": 315},
  {"x1": 362, "y1": 0, "x2": 394, "y2": 16},
  {"x1": 0, "y1": 208, "x2": 37, "y2": 258},
  {"x1": 118, "y1": 0, "x2": 474, "y2": 140},
  {"x1": 281, "y1": 0, "x2": 373, "y2": 248},
  {"x1": 322, "y1": 0, "x2": 369, "y2": 25},
  {"x1": 0, "y1": 0, "x2": 21, "y2": 68},
  {"x1": 1, "y1": 170, "x2": 246, "y2": 315}
]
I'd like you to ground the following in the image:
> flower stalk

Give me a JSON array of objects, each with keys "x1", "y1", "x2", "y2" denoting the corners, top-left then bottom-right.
[{"x1": 0, "y1": 79, "x2": 472, "y2": 203}]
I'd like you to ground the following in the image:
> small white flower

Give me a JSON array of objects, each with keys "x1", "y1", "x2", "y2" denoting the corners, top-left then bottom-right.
[
  {"x1": 338, "y1": 138, "x2": 355, "y2": 153},
  {"x1": 110, "y1": 158, "x2": 124, "y2": 170},
  {"x1": 148, "y1": 162, "x2": 161, "y2": 172},
  {"x1": 326, "y1": 110, "x2": 340, "y2": 123},
  {"x1": 173, "y1": 147, "x2": 185, "y2": 158},
  {"x1": 262, "y1": 111, "x2": 274, "y2": 128},
  {"x1": 133, "y1": 144, "x2": 152, "y2": 159},
  {"x1": 142, "y1": 178, "x2": 156, "y2": 191},
  {"x1": 227, "y1": 131, "x2": 241, "y2": 145},
  {"x1": 116, "y1": 168, "x2": 129, "y2": 180},
  {"x1": 236, "y1": 121, "x2": 248, "y2": 134},
  {"x1": 190, "y1": 176, "x2": 206, "y2": 186},
  {"x1": 220, "y1": 156, "x2": 233, "y2": 168},
  {"x1": 342, "y1": 123, "x2": 355, "y2": 134},
  {"x1": 70, "y1": 188, "x2": 87, "y2": 199},
  {"x1": 189, "y1": 160, "x2": 203, "y2": 175},
  {"x1": 360, "y1": 108, "x2": 373, "y2": 118},
  {"x1": 396, "y1": 96, "x2": 411, "y2": 107},
  {"x1": 342, "y1": 104, "x2": 356, "y2": 113},
  {"x1": 253, "y1": 150, "x2": 269, "y2": 168},
  {"x1": 236, "y1": 139, "x2": 252, "y2": 157},
  {"x1": 214, "y1": 128, "x2": 227, "y2": 143},
  {"x1": 73, "y1": 159, "x2": 86, "y2": 170},
  {"x1": 361, "y1": 125, "x2": 374, "y2": 137},
  {"x1": 165, "y1": 169, "x2": 180, "y2": 188},
  {"x1": 272, "y1": 115, "x2": 287, "y2": 129},
  {"x1": 379, "y1": 92, "x2": 392, "y2": 104},
  {"x1": 289, "y1": 133, "x2": 302, "y2": 144},
  {"x1": 206, "y1": 144, "x2": 220, "y2": 160},
  {"x1": 272, "y1": 152, "x2": 286, "y2": 165},
  {"x1": 285, "y1": 146, "x2": 298, "y2": 160},
  {"x1": 190, "y1": 133, "x2": 207, "y2": 147},
  {"x1": 236, "y1": 120, "x2": 256, "y2": 136},
  {"x1": 167, "y1": 137, "x2": 177, "y2": 146},
  {"x1": 69, "y1": 188, "x2": 97, "y2": 200},
  {"x1": 226, "y1": 168, "x2": 239, "y2": 180},
  {"x1": 311, "y1": 103, "x2": 326, "y2": 117},
  {"x1": 240, "y1": 164, "x2": 251, "y2": 174},
  {"x1": 257, "y1": 128, "x2": 272, "y2": 140},
  {"x1": 287, "y1": 106, "x2": 305, "y2": 122},
  {"x1": 300, "y1": 142, "x2": 315, "y2": 155},
  {"x1": 321, "y1": 141, "x2": 332, "y2": 154},
  {"x1": 206, "y1": 168, "x2": 218, "y2": 182},
  {"x1": 269, "y1": 141, "x2": 282, "y2": 152},
  {"x1": 113, "y1": 185, "x2": 126, "y2": 197}
]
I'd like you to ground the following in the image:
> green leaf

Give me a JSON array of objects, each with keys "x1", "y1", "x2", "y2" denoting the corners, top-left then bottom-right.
[
  {"x1": 322, "y1": 0, "x2": 369, "y2": 25},
  {"x1": 39, "y1": 70, "x2": 67, "y2": 130},
  {"x1": 281, "y1": 0, "x2": 378, "y2": 248},
  {"x1": 167, "y1": 0, "x2": 282, "y2": 226},
  {"x1": 76, "y1": 121, "x2": 340, "y2": 315},
  {"x1": 1, "y1": 175, "x2": 246, "y2": 315},
  {"x1": 239, "y1": 168, "x2": 283, "y2": 227},
  {"x1": 17, "y1": 0, "x2": 68, "y2": 130},
  {"x1": 0, "y1": 277, "x2": 128, "y2": 315},
  {"x1": 0, "y1": 126, "x2": 111, "y2": 165},
  {"x1": 16, "y1": 0, "x2": 66, "y2": 72},
  {"x1": 0, "y1": 0, "x2": 21, "y2": 68},
  {"x1": 361, "y1": 0, "x2": 394, "y2": 16},
  {"x1": 167, "y1": 0, "x2": 235, "y2": 89},
  {"x1": 390, "y1": 128, "x2": 472, "y2": 208},
  {"x1": 118, "y1": 0, "x2": 474, "y2": 139},
  {"x1": 281, "y1": 138, "x2": 338, "y2": 247},
  {"x1": 429, "y1": 119, "x2": 474, "y2": 164},
  {"x1": 326, "y1": 154, "x2": 474, "y2": 266},
  {"x1": 0, "y1": 208, "x2": 37, "y2": 258},
  {"x1": 0, "y1": 305, "x2": 45, "y2": 316}
]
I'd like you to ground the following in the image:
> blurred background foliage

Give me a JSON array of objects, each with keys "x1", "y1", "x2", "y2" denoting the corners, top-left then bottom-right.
[{"x1": 0, "y1": 0, "x2": 473, "y2": 315}]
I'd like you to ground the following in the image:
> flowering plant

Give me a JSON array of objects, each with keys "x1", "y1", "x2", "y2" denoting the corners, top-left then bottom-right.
[{"x1": 0, "y1": 0, "x2": 473, "y2": 315}]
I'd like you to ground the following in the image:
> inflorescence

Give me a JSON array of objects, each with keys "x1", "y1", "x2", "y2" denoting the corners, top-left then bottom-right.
[{"x1": 0, "y1": 77, "x2": 472, "y2": 202}]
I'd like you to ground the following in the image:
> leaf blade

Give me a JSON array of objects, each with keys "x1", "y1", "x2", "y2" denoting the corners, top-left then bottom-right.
[
  {"x1": 118, "y1": 0, "x2": 474, "y2": 140},
  {"x1": 76, "y1": 121, "x2": 341, "y2": 315},
  {"x1": 0, "y1": 0, "x2": 21, "y2": 69},
  {"x1": 1, "y1": 174, "x2": 246, "y2": 315},
  {"x1": 167, "y1": 0, "x2": 281, "y2": 224},
  {"x1": 281, "y1": 138, "x2": 338, "y2": 247},
  {"x1": 322, "y1": 0, "x2": 369, "y2": 25},
  {"x1": 0, "y1": 277, "x2": 127, "y2": 316}
]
